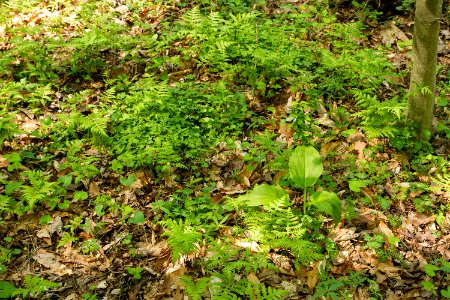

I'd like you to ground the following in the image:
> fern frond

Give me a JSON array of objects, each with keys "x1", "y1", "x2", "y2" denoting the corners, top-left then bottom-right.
[
  {"x1": 271, "y1": 237, "x2": 322, "y2": 265},
  {"x1": 161, "y1": 219, "x2": 203, "y2": 263},
  {"x1": 432, "y1": 173, "x2": 450, "y2": 193}
]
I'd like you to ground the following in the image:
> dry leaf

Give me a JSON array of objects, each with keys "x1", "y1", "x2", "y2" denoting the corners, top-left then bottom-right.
[
  {"x1": 135, "y1": 240, "x2": 170, "y2": 257},
  {"x1": 353, "y1": 141, "x2": 367, "y2": 159},
  {"x1": 235, "y1": 240, "x2": 262, "y2": 252},
  {"x1": 306, "y1": 265, "x2": 319, "y2": 289},
  {"x1": 247, "y1": 272, "x2": 260, "y2": 284},
  {"x1": 0, "y1": 156, "x2": 8, "y2": 168},
  {"x1": 33, "y1": 249, "x2": 73, "y2": 276}
]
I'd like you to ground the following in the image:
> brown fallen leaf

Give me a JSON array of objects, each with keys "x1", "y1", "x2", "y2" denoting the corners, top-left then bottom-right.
[
  {"x1": 306, "y1": 262, "x2": 320, "y2": 289},
  {"x1": 247, "y1": 272, "x2": 260, "y2": 284},
  {"x1": 33, "y1": 249, "x2": 73, "y2": 276},
  {"x1": 376, "y1": 221, "x2": 398, "y2": 246},
  {"x1": 163, "y1": 266, "x2": 185, "y2": 291},
  {"x1": 235, "y1": 240, "x2": 262, "y2": 253},
  {"x1": 0, "y1": 156, "x2": 8, "y2": 168},
  {"x1": 353, "y1": 141, "x2": 367, "y2": 160}
]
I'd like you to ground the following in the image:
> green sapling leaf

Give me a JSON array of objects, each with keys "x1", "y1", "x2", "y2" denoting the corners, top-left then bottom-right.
[
  {"x1": 0, "y1": 281, "x2": 16, "y2": 298},
  {"x1": 73, "y1": 191, "x2": 88, "y2": 201},
  {"x1": 441, "y1": 287, "x2": 450, "y2": 298},
  {"x1": 424, "y1": 264, "x2": 440, "y2": 277},
  {"x1": 241, "y1": 184, "x2": 289, "y2": 208},
  {"x1": 128, "y1": 211, "x2": 145, "y2": 225},
  {"x1": 289, "y1": 146, "x2": 323, "y2": 190},
  {"x1": 120, "y1": 174, "x2": 136, "y2": 187},
  {"x1": 310, "y1": 191, "x2": 342, "y2": 226},
  {"x1": 58, "y1": 175, "x2": 72, "y2": 187}
]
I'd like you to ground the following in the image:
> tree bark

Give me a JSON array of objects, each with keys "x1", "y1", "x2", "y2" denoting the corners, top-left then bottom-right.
[{"x1": 407, "y1": 0, "x2": 443, "y2": 139}]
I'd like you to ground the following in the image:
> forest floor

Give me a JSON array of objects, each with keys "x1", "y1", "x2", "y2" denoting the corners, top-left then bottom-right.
[{"x1": 0, "y1": 0, "x2": 450, "y2": 299}]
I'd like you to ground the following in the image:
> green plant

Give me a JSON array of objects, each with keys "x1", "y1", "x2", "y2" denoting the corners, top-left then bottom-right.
[
  {"x1": 11, "y1": 275, "x2": 60, "y2": 299},
  {"x1": 80, "y1": 239, "x2": 100, "y2": 254},
  {"x1": 422, "y1": 259, "x2": 450, "y2": 298},
  {"x1": 161, "y1": 219, "x2": 203, "y2": 264},
  {"x1": 0, "y1": 110, "x2": 20, "y2": 149},
  {"x1": 314, "y1": 270, "x2": 368, "y2": 300},
  {"x1": 127, "y1": 267, "x2": 144, "y2": 280},
  {"x1": 288, "y1": 146, "x2": 342, "y2": 222},
  {"x1": 82, "y1": 293, "x2": 98, "y2": 300},
  {"x1": 57, "y1": 232, "x2": 78, "y2": 248},
  {"x1": 0, "y1": 244, "x2": 21, "y2": 274},
  {"x1": 352, "y1": 89, "x2": 407, "y2": 140}
]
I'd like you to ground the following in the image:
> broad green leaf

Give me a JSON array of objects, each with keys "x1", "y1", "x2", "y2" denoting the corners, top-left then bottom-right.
[
  {"x1": 289, "y1": 146, "x2": 323, "y2": 189},
  {"x1": 439, "y1": 259, "x2": 450, "y2": 273},
  {"x1": 73, "y1": 191, "x2": 88, "y2": 201},
  {"x1": 39, "y1": 215, "x2": 52, "y2": 225},
  {"x1": 5, "y1": 181, "x2": 21, "y2": 195},
  {"x1": 128, "y1": 211, "x2": 145, "y2": 225},
  {"x1": 441, "y1": 287, "x2": 450, "y2": 298},
  {"x1": 94, "y1": 204, "x2": 105, "y2": 217},
  {"x1": 0, "y1": 281, "x2": 16, "y2": 298},
  {"x1": 424, "y1": 264, "x2": 440, "y2": 277},
  {"x1": 242, "y1": 184, "x2": 289, "y2": 208},
  {"x1": 348, "y1": 180, "x2": 370, "y2": 193},
  {"x1": 421, "y1": 281, "x2": 435, "y2": 292},
  {"x1": 120, "y1": 174, "x2": 136, "y2": 187},
  {"x1": 310, "y1": 191, "x2": 341, "y2": 226},
  {"x1": 58, "y1": 175, "x2": 72, "y2": 187}
]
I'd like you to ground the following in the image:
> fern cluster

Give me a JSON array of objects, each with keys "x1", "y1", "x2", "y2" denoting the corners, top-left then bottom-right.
[{"x1": 352, "y1": 89, "x2": 407, "y2": 140}]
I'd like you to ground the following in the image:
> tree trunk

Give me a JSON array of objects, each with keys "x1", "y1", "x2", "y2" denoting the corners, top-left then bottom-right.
[{"x1": 407, "y1": 0, "x2": 443, "y2": 139}]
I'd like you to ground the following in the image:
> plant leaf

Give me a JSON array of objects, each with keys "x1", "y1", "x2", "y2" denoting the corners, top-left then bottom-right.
[
  {"x1": 128, "y1": 211, "x2": 145, "y2": 224},
  {"x1": 242, "y1": 184, "x2": 289, "y2": 208},
  {"x1": 120, "y1": 174, "x2": 136, "y2": 187},
  {"x1": 289, "y1": 146, "x2": 323, "y2": 189},
  {"x1": 310, "y1": 191, "x2": 341, "y2": 226},
  {"x1": 441, "y1": 287, "x2": 450, "y2": 298},
  {"x1": 0, "y1": 281, "x2": 16, "y2": 298},
  {"x1": 424, "y1": 264, "x2": 440, "y2": 277},
  {"x1": 348, "y1": 180, "x2": 370, "y2": 193}
]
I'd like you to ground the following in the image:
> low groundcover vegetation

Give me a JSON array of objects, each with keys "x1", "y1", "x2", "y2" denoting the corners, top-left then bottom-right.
[{"x1": 0, "y1": 0, "x2": 449, "y2": 299}]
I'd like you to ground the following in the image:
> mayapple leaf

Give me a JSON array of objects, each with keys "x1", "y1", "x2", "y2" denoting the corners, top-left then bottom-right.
[
  {"x1": 242, "y1": 184, "x2": 289, "y2": 208},
  {"x1": 289, "y1": 146, "x2": 323, "y2": 189},
  {"x1": 310, "y1": 191, "x2": 341, "y2": 226}
]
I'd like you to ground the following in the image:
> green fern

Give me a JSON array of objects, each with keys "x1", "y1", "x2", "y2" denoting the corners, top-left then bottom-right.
[
  {"x1": 160, "y1": 219, "x2": 203, "y2": 263},
  {"x1": 432, "y1": 173, "x2": 450, "y2": 193},
  {"x1": 57, "y1": 232, "x2": 78, "y2": 248},
  {"x1": 180, "y1": 276, "x2": 210, "y2": 300},
  {"x1": 20, "y1": 170, "x2": 62, "y2": 211},
  {"x1": 352, "y1": 89, "x2": 406, "y2": 140},
  {"x1": 271, "y1": 237, "x2": 323, "y2": 265},
  {"x1": 0, "y1": 110, "x2": 20, "y2": 149},
  {"x1": 12, "y1": 275, "x2": 60, "y2": 298}
]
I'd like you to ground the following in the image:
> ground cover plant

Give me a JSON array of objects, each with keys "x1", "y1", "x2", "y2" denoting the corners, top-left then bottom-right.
[{"x1": 0, "y1": 0, "x2": 449, "y2": 298}]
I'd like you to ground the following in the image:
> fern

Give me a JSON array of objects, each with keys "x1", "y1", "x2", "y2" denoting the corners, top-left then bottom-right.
[
  {"x1": 12, "y1": 275, "x2": 60, "y2": 298},
  {"x1": 57, "y1": 232, "x2": 78, "y2": 248},
  {"x1": 181, "y1": 276, "x2": 210, "y2": 300},
  {"x1": 432, "y1": 173, "x2": 450, "y2": 194},
  {"x1": 271, "y1": 237, "x2": 323, "y2": 265},
  {"x1": 352, "y1": 89, "x2": 406, "y2": 140},
  {"x1": 247, "y1": 282, "x2": 289, "y2": 299},
  {"x1": 20, "y1": 170, "x2": 62, "y2": 211},
  {"x1": 0, "y1": 109, "x2": 20, "y2": 148},
  {"x1": 160, "y1": 219, "x2": 203, "y2": 263}
]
